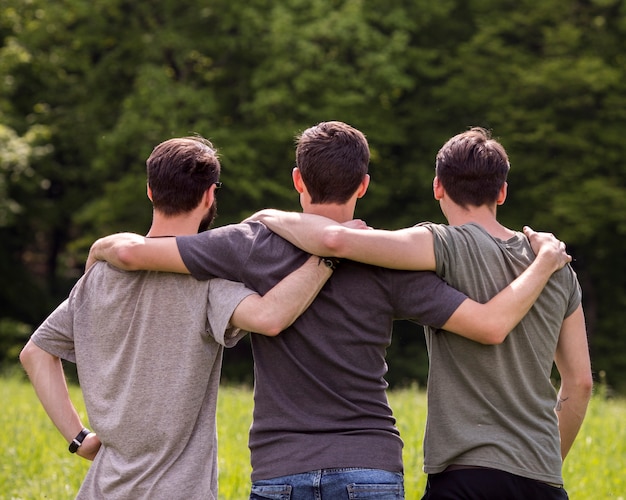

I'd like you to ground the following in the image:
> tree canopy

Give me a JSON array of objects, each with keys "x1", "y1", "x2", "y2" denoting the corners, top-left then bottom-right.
[{"x1": 1, "y1": 0, "x2": 625, "y2": 391}]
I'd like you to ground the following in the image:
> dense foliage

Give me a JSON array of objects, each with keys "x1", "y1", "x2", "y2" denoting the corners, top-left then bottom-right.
[{"x1": 1, "y1": 0, "x2": 625, "y2": 391}]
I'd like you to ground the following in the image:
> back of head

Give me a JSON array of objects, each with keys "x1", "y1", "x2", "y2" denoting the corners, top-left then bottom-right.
[
  {"x1": 435, "y1": 127, "x2": 510, "y2": 208},
  {"x1": 147, "y1": 136, "x2": 221, "y2": 216},
  {"x1": 296, "y1": 121, "x2": 370, "y2": 204}
]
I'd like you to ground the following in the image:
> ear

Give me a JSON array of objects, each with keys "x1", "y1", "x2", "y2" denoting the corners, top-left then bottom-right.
[
  {"x1": 204, "y1": 185, "x2": 216, "y2": 207},
  {"x1": 147, "y1": 184, "x2": 153, "y2": 202},
  {"x1": 292, "y1": 168, "x2": 305, "y2": 194},
  {"x1": 433, "y1": 176, "x2": 444, "y2": 200},
  {"x1": 355, "y1": 174, "x2": 370, "y2": 199},
  {"x1": 496, "y1": 182, "x2": 508, "y2": 206}
]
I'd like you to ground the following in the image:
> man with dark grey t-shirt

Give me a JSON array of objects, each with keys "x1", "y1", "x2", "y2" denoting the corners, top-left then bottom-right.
[{"x1": 88, "y1": 122, "x2": 570, "y2": 500}]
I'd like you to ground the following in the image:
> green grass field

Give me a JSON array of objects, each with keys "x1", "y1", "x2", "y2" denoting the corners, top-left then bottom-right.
[{"x1": 1, "y1": 374, "x2": 624, "y2": 499}]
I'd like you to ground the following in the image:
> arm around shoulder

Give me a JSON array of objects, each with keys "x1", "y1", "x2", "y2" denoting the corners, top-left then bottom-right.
[
  {"x1": 230, "y1": 255, "x2": 334, "y2": 335},
  {"x1": 441, "y1": 234, "x2": 572, "y2": 344},
  {"x1": 87, "y1": 233, "x2": 189, "y2": 273}
]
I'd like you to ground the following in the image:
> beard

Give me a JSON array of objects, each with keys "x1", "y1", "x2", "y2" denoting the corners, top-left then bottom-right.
[{"x1": 197, "y1": 199, "x2": 218, "y2": 233}]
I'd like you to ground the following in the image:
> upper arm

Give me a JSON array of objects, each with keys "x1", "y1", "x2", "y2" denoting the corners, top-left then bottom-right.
[{"x1": 554, "y1": 305, "x2": 592, "y2": 384}]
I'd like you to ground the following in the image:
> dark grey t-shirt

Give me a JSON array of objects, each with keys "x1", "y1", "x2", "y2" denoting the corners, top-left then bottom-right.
[{"x1": 177, "y1": 221, "x2": 467, "y2": 481}]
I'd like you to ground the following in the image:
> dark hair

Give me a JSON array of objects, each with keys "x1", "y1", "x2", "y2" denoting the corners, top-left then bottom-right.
[
  {"x1": 435, "y1": 127, "x2": 510, "y2": 208},
  {"x1": 295, "y1": 121, "x2": 369, "y2": 204},
  {"x1": 147, "y1": 136, "x2": 220, "y2": 216}
]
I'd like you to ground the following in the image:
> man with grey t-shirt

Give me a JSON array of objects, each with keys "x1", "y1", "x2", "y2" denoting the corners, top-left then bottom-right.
[{"x1": 20, "y1": 136, "x2": 333, "y2": 499}]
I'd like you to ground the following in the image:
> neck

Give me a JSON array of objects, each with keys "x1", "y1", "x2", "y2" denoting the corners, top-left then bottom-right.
[
  {"x1": 146, "y1": 213, "x2": 202, "y2": 237},
  {"x1": 304, "y1": 203, "x2": 355, "y2": 223},
  {"x1": 444, "y1": 203, "x2": 514, "y2": 239}
]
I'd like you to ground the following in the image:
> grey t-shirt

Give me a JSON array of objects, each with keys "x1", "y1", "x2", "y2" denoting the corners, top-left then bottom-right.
[
  {"x1": 423, "y1": 222, "x2": 582, "y2": 485},
  {"x1": 177, "y1": 221, "x2": 469, "y2": 481},
  {"x1": 31, "y1": 262, "x2": 254, "y2": 499}
]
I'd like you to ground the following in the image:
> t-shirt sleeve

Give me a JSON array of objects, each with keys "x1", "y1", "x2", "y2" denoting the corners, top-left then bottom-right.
[
  {"x1": 176, "y1": 223, "x2": 257, "y2": 282},
  {"x1": 564, "y1": 266, "x2": 583, "y2": 318},
  {"x1": 391, "y1": 270, "x2": 468, "y2": 328},
  {"x1": 206, "y1": 278, "x2": 256, "y2": 347},
  {"x1": 30, "y1": 298, "x2": 77, "y2": 363}
]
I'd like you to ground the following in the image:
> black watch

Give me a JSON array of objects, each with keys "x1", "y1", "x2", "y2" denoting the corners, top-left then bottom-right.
[
  {"x1": 318, "y1": 256, "x2": 341, "y2": 271},
  {"x1": 69, "y1": 428, "x2": 91, "y2": 453}
]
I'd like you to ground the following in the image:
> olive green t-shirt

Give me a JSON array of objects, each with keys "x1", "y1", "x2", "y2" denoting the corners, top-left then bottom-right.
[{"x1": 422, "y1": 223, "x2": 581, "y2": 486}]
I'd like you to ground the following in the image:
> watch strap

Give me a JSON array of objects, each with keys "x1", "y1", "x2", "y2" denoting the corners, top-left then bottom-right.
[{"x1": 69, "y1": 428, "x2": 91, "y2": 453}]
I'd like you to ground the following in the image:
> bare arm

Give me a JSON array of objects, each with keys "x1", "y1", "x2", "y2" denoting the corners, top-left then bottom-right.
[
  {"x1": 19, "y1": 341, "x2": 101, "y2": 460},
  {"x1": 442, "y1": 228, "x2": 570, "y2": 343},
  {"x1": 87, "y1": 233, "x2": 187, "y2": 273},
  {"x1": 246, "y1": 209, "x2": 437, "y2": 270},
  {"x1": 553, "y1": 304, "x2": 593, "y2": 460},
  {"x1": 230, "y1": 255, "x2": 334, "y2": 336}
]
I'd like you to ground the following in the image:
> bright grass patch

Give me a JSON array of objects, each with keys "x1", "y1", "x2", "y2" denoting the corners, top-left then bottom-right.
[{"x1": 1, "y1": 376, "x2": 624, "y2": 499}]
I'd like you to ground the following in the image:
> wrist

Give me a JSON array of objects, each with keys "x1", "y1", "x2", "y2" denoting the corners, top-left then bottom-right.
[
  {"x1": 69, "y1": 428, "x2": 91, "y2": 453},
  {"x1": 318, "y1": 256, "x2": 341, "y2": 271}
]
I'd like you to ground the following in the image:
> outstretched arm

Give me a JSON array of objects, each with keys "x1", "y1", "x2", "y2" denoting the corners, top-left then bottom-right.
[
  {"x1": 246, "y1": 209, "x2": 437, "y2": 270},
  {"x1": 19, "y1": 341, "x2": 101, "y2": 460},
  {"x1": 230, "y1": 255, "x2": 334, "y2": 336},
  {"x1": 553, "y1": 305, "x2": 593, "y2": 460},
  {"x1": 440, "y1": 227, "x2": 573, "y2": 344},
  {"x1": 87, "y1": 233, "x2": 187, "y2": 273}
]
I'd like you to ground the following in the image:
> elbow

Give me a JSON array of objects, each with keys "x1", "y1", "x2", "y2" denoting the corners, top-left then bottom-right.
[
  {"x1": 579, "y1": 373, "x2": 594, "y2": 400},
  {"x1": 259, "y1": 325, "x2": 283, "y2": 337},
  {"x1": 115, "y1": 245, "x2": 143, "y2": 270},
  {"x1": 19, "y1": 341, "x2": 37, "y2": 371},
  {"x1": 476, "y1": 326, "x2": 508, "y2": 345},
  {"x1": 251, "y1": 313, "x2": 287, "y2": 337},
  {"x1": 481, "y1": 335, "x2": 506, "y2": 346},
  {"x1": 321, "y1": 227, "x2": 350, "y2": 257}
]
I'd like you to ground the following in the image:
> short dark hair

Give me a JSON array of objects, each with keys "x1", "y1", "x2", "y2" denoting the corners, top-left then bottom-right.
[
  {"x1": 296, "y1": 121, "x2": 369, "y2": 204},
  {"x1": 147, "y1": 136, "x2": 220, "y2": 216},
  {"x1": 435, "y1": 127, "x2": 510, "y2": 208}
]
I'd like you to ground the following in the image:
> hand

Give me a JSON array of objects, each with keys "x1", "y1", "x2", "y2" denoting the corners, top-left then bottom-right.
[
  {"x1": 342, "y1": 219, "x2": 371, "y2": 230},
  {"x1": 523, "y1": 226, "x2": 572, "y2": 271},
  {"x1": 76, "y1": 432, "x2": 101, "y2": 461}
]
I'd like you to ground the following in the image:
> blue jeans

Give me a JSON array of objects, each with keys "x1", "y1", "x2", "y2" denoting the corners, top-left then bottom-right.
[{"x1": 250, "y1": 468, "x2": 404, "y2": 499}]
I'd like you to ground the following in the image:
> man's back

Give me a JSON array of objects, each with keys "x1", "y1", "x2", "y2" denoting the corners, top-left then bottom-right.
[
  {"x1": 30, "y1": 262, "x2": 250, "y2": 499},
  {"x1": 423, "y1": 223, "x2": 581, "y2": 485},
  {"x1": 177, "y1": 221, "x2": 468, "y2": 481}
]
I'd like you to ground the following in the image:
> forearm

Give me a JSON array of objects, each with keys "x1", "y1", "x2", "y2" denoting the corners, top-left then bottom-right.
[
  {"x1": 249, "y1": 209, "x2": 436, "y2": 269},
  {"x1": 230, "y1": 255, "x2": 333, "y2": 335},
  {"x1": 87, "y1": 233, "x2": 189, "y2": 273},
  {"x1": 556, "y1": 383, "x2": 592, "y2": 460},
  {"x1": 248, "y1": 210, "x2": 337, "y2": 255},
  {"x1": 20, "y1": 342, "x2": 85, "y2": 442},
  {"x1": 482, "y1": 251, "x2": 560, "y2": 338},
  {"x1": 443, "y1": 251, "x2": 559, "y2": 344}
]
